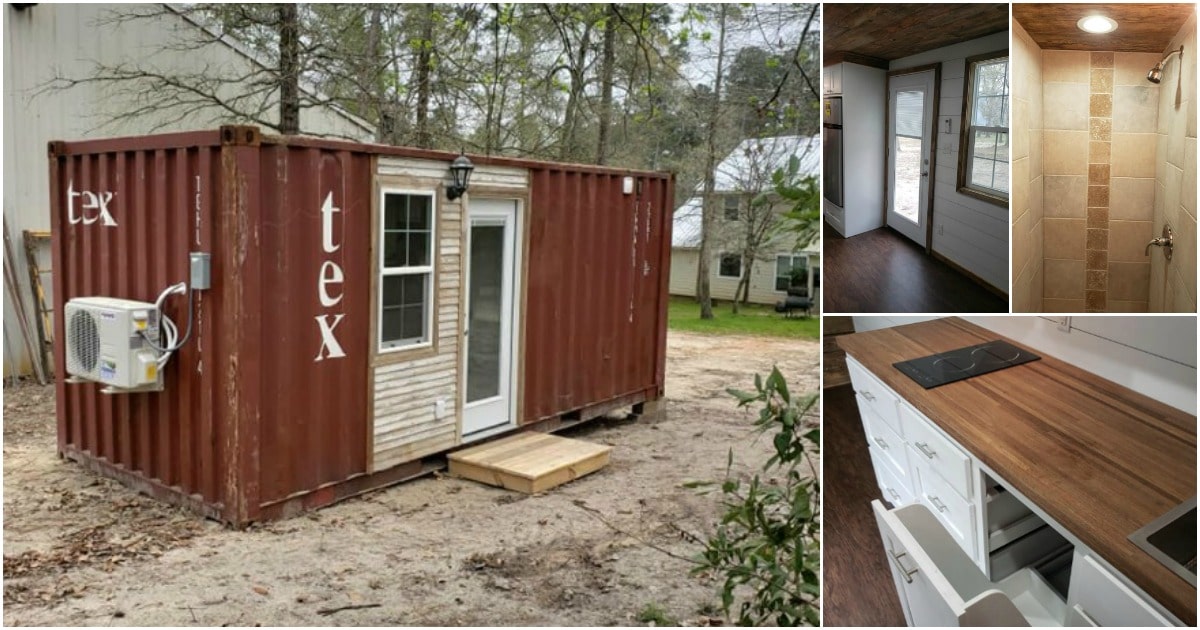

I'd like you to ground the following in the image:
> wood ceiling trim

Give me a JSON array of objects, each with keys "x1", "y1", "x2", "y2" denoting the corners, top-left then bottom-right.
[
  {"x1": 824, "y1": 3, "x2": 1010, "y2": 62},
  {"x1": 1013, "y1": 3, "x2": 1195, "y2": 52}
]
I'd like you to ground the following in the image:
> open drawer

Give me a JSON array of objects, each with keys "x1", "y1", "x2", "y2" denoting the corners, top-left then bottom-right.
[{"x1": 873, "y1": 500, "x2": 1075, "y2": 627}]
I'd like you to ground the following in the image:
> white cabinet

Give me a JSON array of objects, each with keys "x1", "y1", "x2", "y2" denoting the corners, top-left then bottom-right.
[
  {"x1": 823, "y1": 63, "x2": 843, "y2": 95},
  {"x1": 846, "y1": 354, "x2": 1180, "y2": 627}
]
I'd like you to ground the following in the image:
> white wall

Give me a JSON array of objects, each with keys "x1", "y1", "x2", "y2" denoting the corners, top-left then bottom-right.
[
  {"x1": 3, "y1": 4, "x2": 375, "y2": 376},
  {"x1": 891, "y1": 32, "x2": 1011, "y2": 293},
  {"x1": 850, "y1": 315, "x2": 1198, "y2": 414}
]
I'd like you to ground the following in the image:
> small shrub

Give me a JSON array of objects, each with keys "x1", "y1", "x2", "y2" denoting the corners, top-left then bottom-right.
[
  {"x1": 637, "y1": 602, "x2": 680, "y2": 627},
  {"x1": 692, "y1": 367, "x2": 820, "y2": 626}
]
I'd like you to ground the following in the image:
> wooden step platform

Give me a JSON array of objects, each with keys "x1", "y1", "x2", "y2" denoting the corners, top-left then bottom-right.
[{"x1": 447, "y1": 432, "x2": 612, "y2": 494}]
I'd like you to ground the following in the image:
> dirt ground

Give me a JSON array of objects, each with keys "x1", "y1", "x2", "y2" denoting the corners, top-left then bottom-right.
[{"x1": 3, "y1": 330, "x2": 819, "y2": 627}]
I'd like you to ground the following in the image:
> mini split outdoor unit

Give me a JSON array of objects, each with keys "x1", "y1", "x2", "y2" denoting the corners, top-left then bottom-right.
[{"x1": 65, "y1": 297, "x2": 163, "y2": 391}]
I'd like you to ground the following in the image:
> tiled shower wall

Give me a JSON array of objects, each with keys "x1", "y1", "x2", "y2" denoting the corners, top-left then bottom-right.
[
  {"x1": 1012, "y1": 22, "x2": 1043, "y2": 312},
  {"x1": 1039, "y1": 48, "x2": 1162, "y2": 311},
  {"x1": 1151, "y1": 12, "x2": 1197, "y2": 312}
]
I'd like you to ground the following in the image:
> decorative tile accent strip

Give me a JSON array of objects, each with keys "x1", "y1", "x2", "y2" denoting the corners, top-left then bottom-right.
[{"x1": 1086, "y1": 52, "x2": 1113, "y2": 312}]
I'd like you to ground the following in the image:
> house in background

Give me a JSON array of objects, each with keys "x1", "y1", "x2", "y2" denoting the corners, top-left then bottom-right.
[
  {"x1": 668, "y1": 135, "x2": 821, "y2": 309},
  {"x1": 3, "y1": 4, "x2": 375, "y2": 377}
]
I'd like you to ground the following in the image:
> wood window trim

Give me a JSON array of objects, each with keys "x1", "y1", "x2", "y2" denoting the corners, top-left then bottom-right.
[{"x1": 956, "y1": 49, "x2": 1010, "y2": 208}]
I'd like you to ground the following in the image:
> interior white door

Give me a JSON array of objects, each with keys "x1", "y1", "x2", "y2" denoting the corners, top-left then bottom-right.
[
  {"x1": 462, "y1": 198, "x2": 519, "y2": 438},
  {"x1": 887, "y1": 70, "x2": 936, "y2": 247}
]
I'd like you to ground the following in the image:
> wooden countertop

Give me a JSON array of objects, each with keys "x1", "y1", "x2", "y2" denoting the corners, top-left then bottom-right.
[{"x1": 837, "y1": 318, "x2": 1197, "y2": 625}]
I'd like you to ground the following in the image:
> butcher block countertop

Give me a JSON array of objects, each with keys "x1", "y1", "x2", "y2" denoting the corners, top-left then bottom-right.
[{"x1": 837, "y1": 318, "x2": 1197, "y2": 625}]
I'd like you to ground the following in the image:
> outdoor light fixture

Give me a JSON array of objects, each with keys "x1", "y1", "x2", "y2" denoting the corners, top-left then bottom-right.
[
  {"x1": 1077, "y1": 15, "x2": 1118, "y2": 34},
  {"x1": 446, "y1": 152, "x2": 474, "y2": 200}
]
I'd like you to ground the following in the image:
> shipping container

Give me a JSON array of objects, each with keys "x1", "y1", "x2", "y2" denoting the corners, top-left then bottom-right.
[{"x1": 48, "y1": 126, "x2": 674, "y2": 525}]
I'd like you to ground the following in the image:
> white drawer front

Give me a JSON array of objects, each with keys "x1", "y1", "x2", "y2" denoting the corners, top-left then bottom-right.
[
  {"x1": 861, "y1": 405, "x2": 909, "y2": 481},
  {"x1": 846, "y1": 357, "x2": 902, "y2": 435},
  {"x1": 1067, "y1": 553, "x2": 1173, "y2": 627},
  {"x1": 900, "y1": 401, "x2": 973, "y2": 500},
  {"x1": 870, "y1": 446, "x2": 914, "y2": 507},
  {"x1": 911, "y1": 445, "x2": 978, "y2": 561}
]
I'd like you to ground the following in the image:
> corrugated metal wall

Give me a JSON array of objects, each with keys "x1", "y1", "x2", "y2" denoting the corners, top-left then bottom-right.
[
  {"x1": 522, "y1": 170, "x2": 673, "y2": 423},
  {"x1": 50, "y1": 132, "x2": 228, "y2": 508}
]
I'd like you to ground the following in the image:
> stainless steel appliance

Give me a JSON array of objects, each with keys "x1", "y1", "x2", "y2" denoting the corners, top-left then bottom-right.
[{"x1": 823, "y1": 97, "x2": 843, "y2": 207}]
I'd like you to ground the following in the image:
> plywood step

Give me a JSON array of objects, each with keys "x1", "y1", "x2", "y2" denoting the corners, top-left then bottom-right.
[{"x1": 447, "y1": 432, "x2": 612, "y2": 494}]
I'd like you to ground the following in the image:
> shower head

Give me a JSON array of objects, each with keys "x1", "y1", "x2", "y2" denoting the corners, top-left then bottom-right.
[{"x1": 1148, "y1": 46, "x2": 1184, "y2": 84}]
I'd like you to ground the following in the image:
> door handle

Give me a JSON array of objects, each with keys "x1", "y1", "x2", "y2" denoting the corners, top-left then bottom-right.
[
  {"x1": 886, "y1": 487, "x2": 902, "y2": 502},
  {"x1": 915, "y1": 442, "x2": 937, "y2": 459},
  {"x1": 887, "y1": 549, "x2": 919, "y2": 584},
  {"x1": 873, "y1": 437, "x2": 889, "y2": 450},
  {"x1": 929, "y1": 496, "x2": 948, "y2": 513},
  {"x1": 859, "y1": 390, "x2": 876, "y2": 402}
]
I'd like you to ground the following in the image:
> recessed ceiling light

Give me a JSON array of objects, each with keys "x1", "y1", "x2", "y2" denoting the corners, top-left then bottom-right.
[{"x1": 1077, "y1": 15, "x2": 1118, "y2": 34}]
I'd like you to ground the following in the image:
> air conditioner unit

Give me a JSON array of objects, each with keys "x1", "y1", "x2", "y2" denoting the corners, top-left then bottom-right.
[{"x1": 65, "y1": 297, "x2": 162, "y2": 390}]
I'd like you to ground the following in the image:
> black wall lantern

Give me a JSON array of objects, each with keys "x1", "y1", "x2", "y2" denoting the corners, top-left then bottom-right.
[{"x1": 446, "y1": 153, "x2": 474, "y2": 200}]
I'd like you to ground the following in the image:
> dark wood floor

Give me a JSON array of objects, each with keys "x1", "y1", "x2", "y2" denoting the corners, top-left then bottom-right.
[
  {"x1": 822, "y1": 223, "x2": 1008, "y2": 313},
  {"x1": 823, "y1": 383, "x2": 908, "y2": 627},
  {"x1": 823, "y1": 316, "x2": 854, "y2": 389}
]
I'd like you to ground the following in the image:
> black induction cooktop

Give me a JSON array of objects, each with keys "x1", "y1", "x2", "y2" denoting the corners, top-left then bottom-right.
[{"x1": 893, "y1": 340, "x2": 1041, "y2": 389}]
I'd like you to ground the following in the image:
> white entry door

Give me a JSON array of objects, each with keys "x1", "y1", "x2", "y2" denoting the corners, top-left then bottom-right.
[
  {"x1": 887, "y1": 70, "x2": 936, "y2": 247},
  {"x1": 462, "y1": 198, "x2": 520, "y2": 438}
]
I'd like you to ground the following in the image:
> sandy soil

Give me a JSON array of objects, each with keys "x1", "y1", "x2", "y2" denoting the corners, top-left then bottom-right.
[{"x1": 3, "y1": 330, "x2": 819, "y2": 627}]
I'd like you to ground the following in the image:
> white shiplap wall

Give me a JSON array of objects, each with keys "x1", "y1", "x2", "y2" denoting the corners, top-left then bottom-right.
[{"x1": 890, "y1": 32, "x2": 1011, "y2": 293}]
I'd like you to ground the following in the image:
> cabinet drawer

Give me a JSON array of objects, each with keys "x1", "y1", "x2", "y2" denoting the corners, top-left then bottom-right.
[
  {"x1": 911, "y1": 445, "x2": 977, "y2": 561},
  {"x1": 989, "y1": 524, "x2": 1070, "y2": 582},
  {"x1": 861, "y1": 405, "x2": 909, "y2": 481},
  {"x1": 846, "y1": 357, "x2": 901, "y2": 435},
  {"x1": 900, "y1": 401, "x2": 973, "y2": 500},
  {"x1": 870, "y1": 446, "x2": 913, "y2": 507},
  {"x1": 1067, "y1": 553, "x2": 1172, "y2": 627}
]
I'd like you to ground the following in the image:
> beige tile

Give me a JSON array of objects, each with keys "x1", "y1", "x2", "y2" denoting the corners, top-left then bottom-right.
[
  {"x1": 1111, "y1": 133, "x2": 1157, "y2": 177},
  {"x1": 1087, "y1": 228, "x2": 1109, "y2": 250},
  {"x1": 1013, "y1": 154, "x2": 1030, "y2": 215},
  {"x1": 1090, "y1": 117, "x2": 1112, "y2": 141},
  {"x1": 1030, "y1": 130, "x2": 1043, "y2": 177},
  {"x1": 1107, "y1": 300, "x2": 1148, "y2": 312},
  {"x1": 1031, "y1": 175, "x2": 1044, "y2": 226},
  {"x1": 1091, "y1": 52, "x2": 1114, "y2": 68},
  {"x1": 1086, "y1": 269, "x2": 1107, "y2": 291},
  {"x1": 1044, "y1": 50, "x2": 1091, "y2": 83},
  {"x1": 1108, "y1": 220, "x2": 1154, "y2": 261},
  {"x1": 1088, "y1": 163, "x2": 1110, "y2": 184},
  {"x1": 1108, "y1": 261, "x2": 1151, "y2": 301},
  {"x1": 1043, "y1": 175, "x2": 1087, "y2": 218},
  {"x1": 1044, "y1": 259, "x2": 1086, "y2": 299},
  {"x1": 1091, "y1": 68, "x2": 1113, "y2": 93},
  {"x1": 1032, "y1": 264, "x2": 1045, "y2": 312},
  {"x1": 1044, "y1": 218, "x2": 1086, "y2": 260},
  {"x1": 1013, "y1": 266, "x2": 1031, "y2": 313},
  {"x1": 1085, "y1": 290, "x2": 1107, "y2": 311},
  {"x1": 1043, "y1": 83, "x2": 1089, "y2": 130},
  {"x1": 1171, "y1": 269, "x2": 1197, "y2": 313},
  {"x1": 1045, "y1": 131, "x2": 1089, "y2": 175},
  {"x1": 1164, "y1": 162, "x2": 1183, "y2": 230},
  {"x1": 1043, "y1": 298, "x2": 1085, "y2": 312},
  {"x1": 1115, "y1": 52, "x2": 1166, "y2": 86},
  {"x1": 1090, "y1": 141, "x2": 1110, "y2": 163},
  {"x1": 1013, "y1": 209, "x2": 1032, "y2": 280},
  {"x1": 1087, "y1": 206, "x2": 1109, "y2": 229},
  {"x1": 1087, "y1": 185, "x2": 1109, "y2": 207},
  {"x1": 1173, "y1": 210, "x2": 1196, "y2": 302},
  {"x1": 1086, "y1": 248, "x2": 1108, "y2": 270},
  {"x1": 1013, "y1": 98, "x2": 1030, "y2": 160},
  {"x1": 1109, "y1": 177, "x2": 1155, "y2": 220},
  {"x1": 1090, "y1": 93, "x2": 1112, "y2": 117},
  {"x1": 1184, "y1": 138, "x2": 1196, "y2": 218},
  {"x1": 1167, "y1": 101, "x2": 1186, "y2": 168},
  {"x1": 1111, "y1": 86, "x2": 1159, "y2": 133}
]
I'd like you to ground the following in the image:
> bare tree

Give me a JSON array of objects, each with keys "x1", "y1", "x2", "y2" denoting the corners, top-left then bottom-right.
[{"x1": 695, "y1": 4, "x2": 730, "y2": 320}]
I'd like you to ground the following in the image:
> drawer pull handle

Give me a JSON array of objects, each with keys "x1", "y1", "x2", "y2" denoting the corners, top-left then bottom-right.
[
  {"x1": 1071, "y1": 605, "x2": 1098, "y2": 627},
  {"x1": 873, "y1": 437, "x2": 889, "y2": 450},
  {"x1": 859, "y1": 390, "x2": 876, "y2": 402},
  {"x1": 887, "y1": 549, "x2": 918, "y2": 584},
  {"x1": 915, "y1": 441, "x2": 937, "y2": 459},
  {"x1": 887, "y1": 487, "x2": 901, "y2": 502},
  {"x1": 930, "y1": 496, "x2": 948, "y2": 513}
]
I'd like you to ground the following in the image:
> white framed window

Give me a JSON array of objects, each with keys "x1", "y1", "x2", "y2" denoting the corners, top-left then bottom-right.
[
  {"x1": 959, "y1": 51, "x2": 1010, "y2": 204},
  {"x1": 718, "y1": 253, "x2": 742, "y2": 278},
  {"x1": 775, "y1": 254, "x2": 809, "y2": 292},
  {"x1": 378, "y1": 189, "x2": 436, "y2": 352},
  {"x1": 723, "y1": 196, "x2": 740, "y2": 221}
]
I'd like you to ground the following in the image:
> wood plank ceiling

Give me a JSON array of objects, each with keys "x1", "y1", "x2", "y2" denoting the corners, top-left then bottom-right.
[
  {"x1": 823, "y1": 3, "x2": 1010, "y2": 65},
  {"x1": 1013, "y1": 4, "x2": 1195, "y2": 52}
]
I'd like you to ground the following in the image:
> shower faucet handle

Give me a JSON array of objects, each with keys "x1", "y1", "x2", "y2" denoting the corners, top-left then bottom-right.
[{"x1": 1145, "y1": 224, "x2": 1175, "y2": 261}]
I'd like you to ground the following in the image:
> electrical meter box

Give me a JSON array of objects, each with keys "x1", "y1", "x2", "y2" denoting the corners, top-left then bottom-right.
[{"x1": 64, "y1": 297, "x2": 162, "y2": 390}]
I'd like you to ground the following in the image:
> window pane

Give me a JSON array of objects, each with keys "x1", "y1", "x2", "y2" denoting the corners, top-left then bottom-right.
[
  {"x1": 382, "y1": 275, "x2": 403, "y2": 308},
  {"x1": 776, "y1": 256, "x2": 792, "y2": 277},
  {"x1": 383, "y1": 232, "x2": 406, "y2": 268},
  {"x1": 467, "y1": 224, "x2": 505, "y2": 403},
  {"x1": 895, "y1": 90, "x2": 924, "y2": 137},
  {"x1": 408, "y1": 231, "x2": 430, "y2": 267},
  {"x1": 894, "y1": 136, "x2": 922, "y2": 224},
  {"x1": 384, "y1": 195, "x2": 406, "y2": 230},
  {"x1": 401, "y1": 304, "x2": 425, "y2": 342},
  {"x1": 719, "y1": 254, "x2": 741, "y2": 277},
  {"x1": 381, "y1": 307, "x2": 403, "y2": 342},
  {"x1": 403, "y1": 274, "x2": 425, "y2": 307},
  {"x1": 381, "y1": 274, "x2": 428, "y2": 345},
  {"x1": 970, "y1": 131, "x2": 1010, "y2": 193},
  {"x1": 974, "y1": 96, "x2": 1008, "y2": 127},
  {"x1": 408, "y1": 196, "x2": 431, "y2": 230}
]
